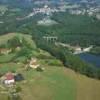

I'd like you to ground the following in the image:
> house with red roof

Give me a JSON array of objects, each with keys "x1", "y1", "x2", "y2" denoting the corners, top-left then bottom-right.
[{"x1": 4, "y1": 72, "x2": 15, "y2": 85}]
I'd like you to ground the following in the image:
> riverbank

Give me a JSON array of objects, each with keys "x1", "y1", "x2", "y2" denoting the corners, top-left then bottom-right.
[{"x1": 55, "y1": 42, "x2": 93, "y2": 54}]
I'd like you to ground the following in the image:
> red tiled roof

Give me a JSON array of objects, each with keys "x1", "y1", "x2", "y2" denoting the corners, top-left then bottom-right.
[{"x1": 5, "y1": 73, "x2": 14, "y2": 80}]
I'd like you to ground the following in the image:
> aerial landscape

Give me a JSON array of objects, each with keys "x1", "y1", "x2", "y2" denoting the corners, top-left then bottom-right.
[{"x1": 0, "y1": 0, "x2": 100, "y2": 100}]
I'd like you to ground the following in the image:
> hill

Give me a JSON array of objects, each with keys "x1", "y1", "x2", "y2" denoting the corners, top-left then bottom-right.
[{"x1": 0, "y1": 33, "x2": 100, "y2": 100}]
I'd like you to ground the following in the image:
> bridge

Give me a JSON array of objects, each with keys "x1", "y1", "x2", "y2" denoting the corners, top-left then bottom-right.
[{"x1": 43, "y1": 36, "x2": 58, "y2": 43}]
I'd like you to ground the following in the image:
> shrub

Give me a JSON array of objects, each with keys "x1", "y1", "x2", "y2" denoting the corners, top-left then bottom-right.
[{"x1": 36, "y1": 67, "x2": 44, "y2": 72}]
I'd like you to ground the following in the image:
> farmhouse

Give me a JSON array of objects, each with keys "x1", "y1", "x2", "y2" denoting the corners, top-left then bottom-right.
[
  {"x1": 4, "y1": 72, "x2": 15, "y2": 85},
  {"x1": 29, "y1": 58, "x2": 40, "y2": 69}
]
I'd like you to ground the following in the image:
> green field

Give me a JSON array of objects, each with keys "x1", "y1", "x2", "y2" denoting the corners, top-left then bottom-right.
[
  {"x1": 0, "y1": 62, "x2": 100, "y2": 100},
  {"x1": 19, "y1": 66, "x2": 76, "y2": 100},
  {"x1": 0, "y1": 33, "x2": 36, "y2": 48}
]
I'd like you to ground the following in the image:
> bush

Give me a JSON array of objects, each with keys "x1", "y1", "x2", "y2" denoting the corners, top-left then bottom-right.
[
  {"x1": 36, "y1": 67, "x2": 44, "y2": 72},
  {"x1": 16, "y1": 47, "x2": 32, "y2": 58},
  {"x1": 47, "y1": 59, "x2": 62, "y2": 66},
  {"x1": 16, "y1": 86, "x2": 22, "y2": 93}
]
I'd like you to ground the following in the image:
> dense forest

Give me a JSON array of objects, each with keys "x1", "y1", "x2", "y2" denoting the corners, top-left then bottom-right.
[{"x1": 1, "y1": 10, "x2": 100, "y2": 46}]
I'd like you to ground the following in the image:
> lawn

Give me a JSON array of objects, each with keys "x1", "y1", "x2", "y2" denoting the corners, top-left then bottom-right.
[
  {"x1": 0, "y1": 93, "x2": 8, "y2": 100},
  {"x1": 0, "y1": 62, "x2": 76, "y2": 100},
  {"x1": 1, "y1": 63, "x2": 100, "y2": 100},
  {"x1": 0, "y1": 62, "x2": 24, "y2": 74},
  {"x1": 0, "y1": 53, "x2": 16, "y2": 63},
  {"x1": 19, "y1": 66, "x2": 76, "y2": 100},
  {"x1": 63, "y1": 68, "x2": 100, "y2": 100},
  {"x1": 0, "y1": 33, "x2": 36, "y2": 49}
]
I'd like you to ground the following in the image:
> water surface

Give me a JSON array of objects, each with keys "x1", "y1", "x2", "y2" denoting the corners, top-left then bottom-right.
[{"x1": 79, "y1": 53, "x2": 100, "y2": 68}]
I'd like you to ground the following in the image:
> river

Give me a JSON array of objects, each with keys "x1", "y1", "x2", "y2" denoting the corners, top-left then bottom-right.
[{"x1": 78, "y1": 53, "x2": 100, "y2": 68}]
